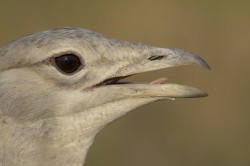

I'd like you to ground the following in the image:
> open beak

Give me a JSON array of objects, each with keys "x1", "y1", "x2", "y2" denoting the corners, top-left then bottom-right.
[{"x1": 95, "y1": 47, "x2": 210, "y2": 99}]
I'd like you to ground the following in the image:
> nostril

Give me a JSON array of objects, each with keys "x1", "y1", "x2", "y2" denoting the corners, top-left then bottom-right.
[{"x1": 148, "y1": 55, "x2": 165, "y2": 61}]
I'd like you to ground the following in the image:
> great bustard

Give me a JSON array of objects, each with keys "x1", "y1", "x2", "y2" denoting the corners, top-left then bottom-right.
[{"x1": 0, "y1": 28, "x2": 209, "y2": 166}]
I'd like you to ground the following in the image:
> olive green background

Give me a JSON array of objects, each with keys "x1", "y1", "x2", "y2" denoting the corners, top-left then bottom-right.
[{"x1": 0, "y1": 0, "x2": 249, "y2": 166}]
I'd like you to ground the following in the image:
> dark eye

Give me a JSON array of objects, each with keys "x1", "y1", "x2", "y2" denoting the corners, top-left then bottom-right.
[{"x1": 55, "y1": 54, "x2": 81, "y2": 73}]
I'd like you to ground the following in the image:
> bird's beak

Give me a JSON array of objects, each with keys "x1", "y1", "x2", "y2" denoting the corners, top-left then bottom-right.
[
  {"x1": 116, "y1": 47, "x2": 210, "y2": 76},
  {"x1": 95, "y1": 46, "x2": 210, "y2": 99}
]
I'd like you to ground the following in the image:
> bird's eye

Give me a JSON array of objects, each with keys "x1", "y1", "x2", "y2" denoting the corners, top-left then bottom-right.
[{"x1": 55, "y1": 54, "x2": 81, "y2": 74}]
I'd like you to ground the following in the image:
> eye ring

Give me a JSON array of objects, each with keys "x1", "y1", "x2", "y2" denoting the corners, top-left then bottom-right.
[{"x1": 53, "y1": 54, "x2": 83, "y2": 74}]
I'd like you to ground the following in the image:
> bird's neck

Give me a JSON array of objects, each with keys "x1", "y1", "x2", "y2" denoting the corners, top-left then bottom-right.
[
  {"x1": 0, "y1": 114, "x2": 98, "y2": 166},
  {"x1": 0, "y1": 96, "x2": 157, "y2": 166}
]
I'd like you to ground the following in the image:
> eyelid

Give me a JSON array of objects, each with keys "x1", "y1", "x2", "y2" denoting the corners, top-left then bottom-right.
[{"x1": 44, "y1": 52, "x2": 85, "y2": 75}]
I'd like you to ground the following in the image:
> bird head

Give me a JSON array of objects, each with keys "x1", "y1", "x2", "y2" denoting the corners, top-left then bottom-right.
[{"x1": 0, "y1": 28, "x2": 209, "y2": 165}]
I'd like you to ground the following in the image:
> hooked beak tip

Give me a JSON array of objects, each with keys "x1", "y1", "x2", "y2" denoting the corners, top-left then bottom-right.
[{"x1": 168, "y1": 48, "x2": 211, "y2": 70}]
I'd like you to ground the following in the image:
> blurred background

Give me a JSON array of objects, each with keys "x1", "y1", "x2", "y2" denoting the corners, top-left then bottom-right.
[{"x1": 0, "y1": 0, "x2": 249, "y2": 166}]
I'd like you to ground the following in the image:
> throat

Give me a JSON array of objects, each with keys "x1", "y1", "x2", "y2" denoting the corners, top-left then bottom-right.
[
  {"x1": 1, "y1": 117, "x2": 97, "y2": 166},
  {"x1": 37, "y1": 118, "x2": 97, "y2": 166}
]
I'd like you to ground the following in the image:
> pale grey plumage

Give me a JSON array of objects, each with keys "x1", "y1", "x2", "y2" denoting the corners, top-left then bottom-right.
[{"x1": 0, "y1": 28, "x2": 209, "y2": 166}]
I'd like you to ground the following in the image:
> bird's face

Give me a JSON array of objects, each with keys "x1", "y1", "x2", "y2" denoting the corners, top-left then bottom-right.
[
  {"x1": 0, "y1": 28, "x2": 209, "y2": 132},
  {"x1": 0, "y1": 28, "x2": 210, "y2": 165}
]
